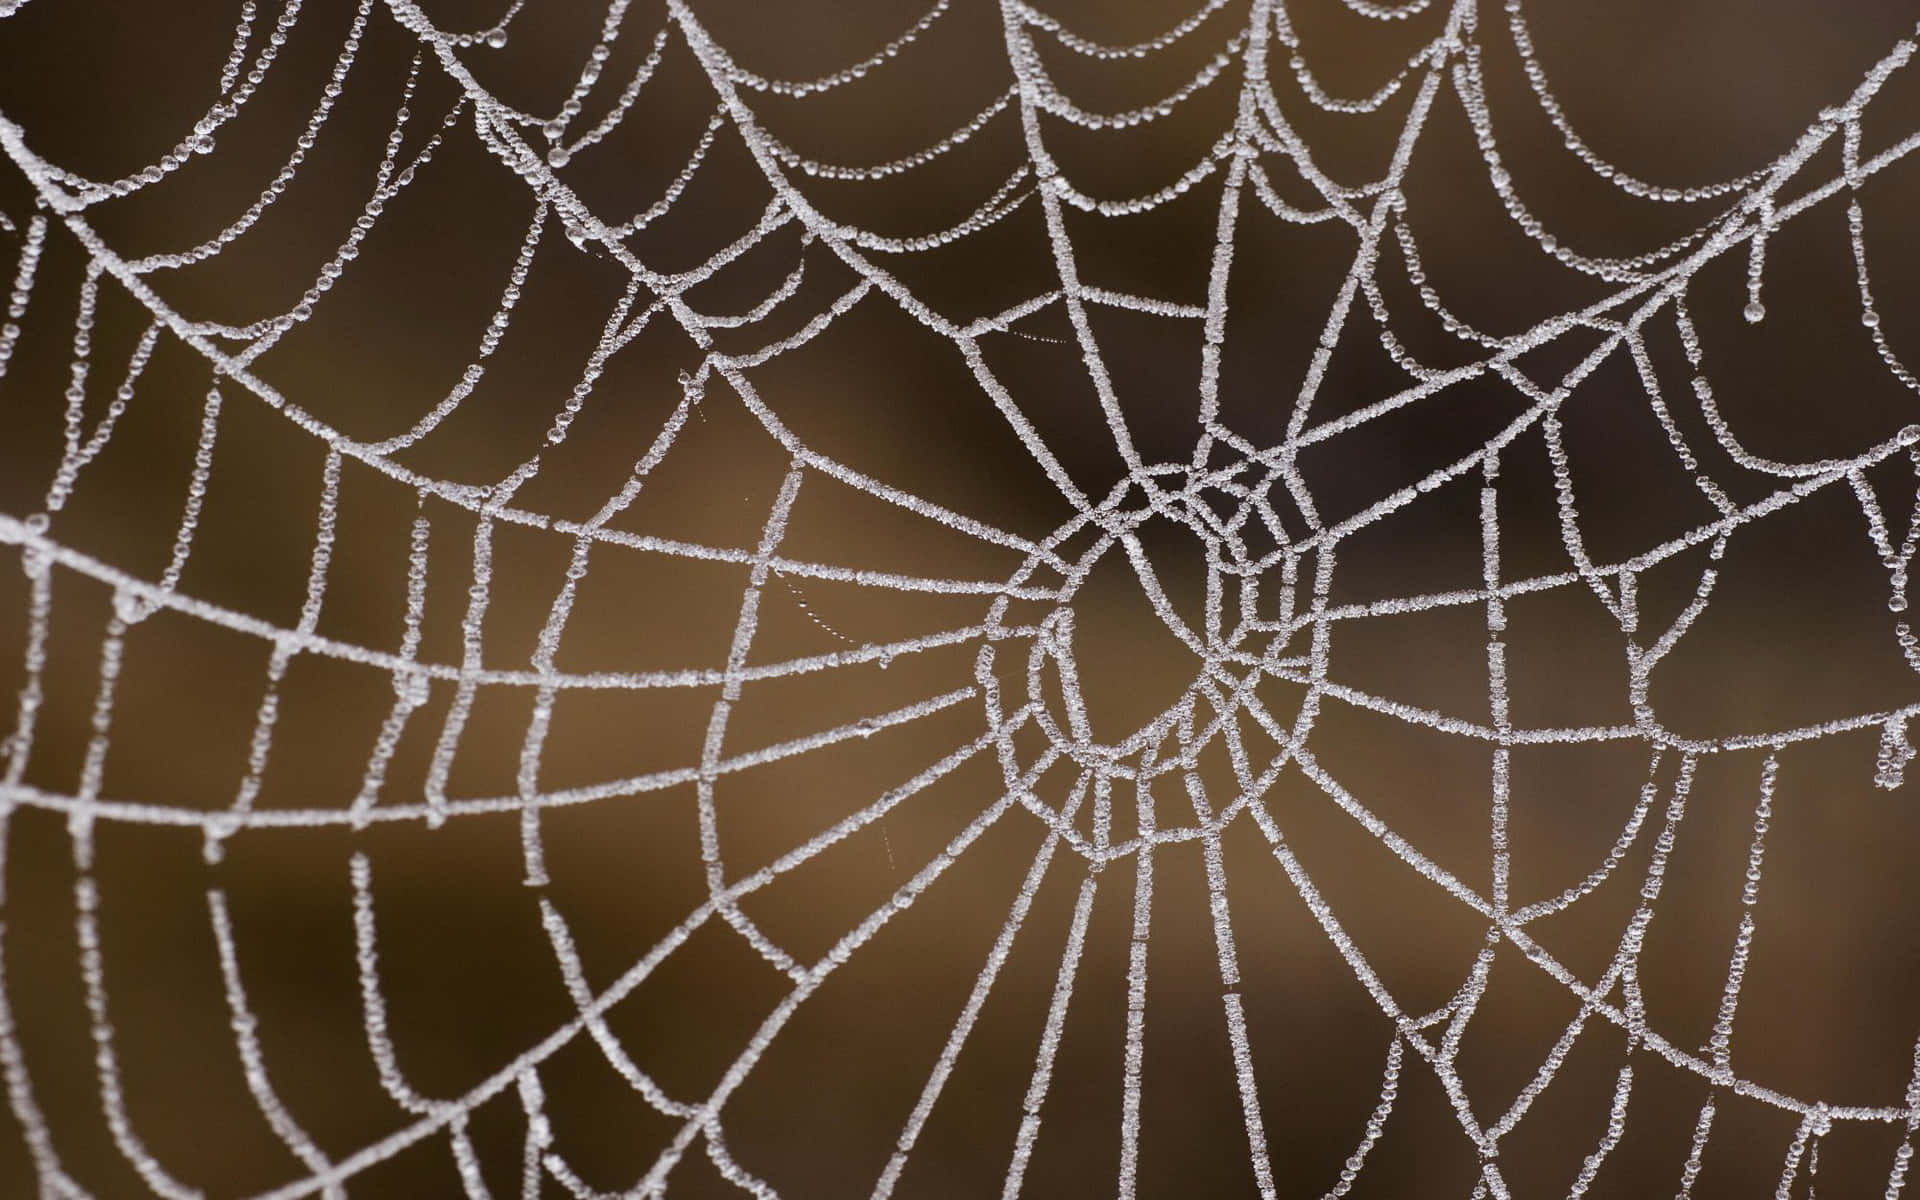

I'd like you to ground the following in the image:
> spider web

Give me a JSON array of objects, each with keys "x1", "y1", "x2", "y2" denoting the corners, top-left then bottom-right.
[{"x1": 2, "y1": 0, "x2": 1920, "y2": 1196}]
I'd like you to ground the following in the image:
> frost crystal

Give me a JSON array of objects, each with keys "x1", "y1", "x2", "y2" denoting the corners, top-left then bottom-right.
[{"x1": 2, "y1": 1, "x2": 1920, "y2": 1196}]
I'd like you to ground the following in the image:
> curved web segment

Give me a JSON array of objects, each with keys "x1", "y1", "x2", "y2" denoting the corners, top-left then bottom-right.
[{"x1": 0, "y1": 0, "x2": 1919, "y2": 1196}]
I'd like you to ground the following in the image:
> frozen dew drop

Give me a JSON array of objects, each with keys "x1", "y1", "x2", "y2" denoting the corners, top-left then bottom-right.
[
  {"x1": 112, "y1": 589, "x2": 147, "y2": 625},
  {"x1": 547, "y1": 146, "x2": 571, "y2": 168},
  {"x1": 395, "y1": 672, "x2": 431, "y2": 708},
  {"x1": 1743, "y1": 301, "x2": 1766, "y2": 324},
  {"x1": 486, "y1": 29, "x2": 508, "y2": 49}
]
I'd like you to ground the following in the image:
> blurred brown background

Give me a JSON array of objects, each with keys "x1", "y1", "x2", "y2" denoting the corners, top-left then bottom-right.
[{"x1": 3, "y1": 0, "x2": 1920, "y2": 1195}]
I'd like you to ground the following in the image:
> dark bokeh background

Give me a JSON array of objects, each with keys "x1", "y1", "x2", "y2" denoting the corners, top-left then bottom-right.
[{"x1": 2, "y1": 1, "x2": 1920, "y2": 1195}]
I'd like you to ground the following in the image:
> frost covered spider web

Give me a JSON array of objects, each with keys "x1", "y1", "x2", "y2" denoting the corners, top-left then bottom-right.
[{"x1": 3, "y1": 0, "x2": 1920, "y2": 1196}]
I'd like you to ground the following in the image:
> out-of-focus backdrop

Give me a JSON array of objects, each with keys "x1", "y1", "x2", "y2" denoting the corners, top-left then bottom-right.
[{"x1": 2, "y1": 0, "x2": 1920, "y2": 1195}]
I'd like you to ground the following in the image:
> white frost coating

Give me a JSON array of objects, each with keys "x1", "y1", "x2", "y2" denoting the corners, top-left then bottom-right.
[
  {"x1": 207, "y1": 891, "x2": 342, "y2": 1196},
  {"x1": 0, "y1": 0, "x2": 1916, "y2": 1196}
]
